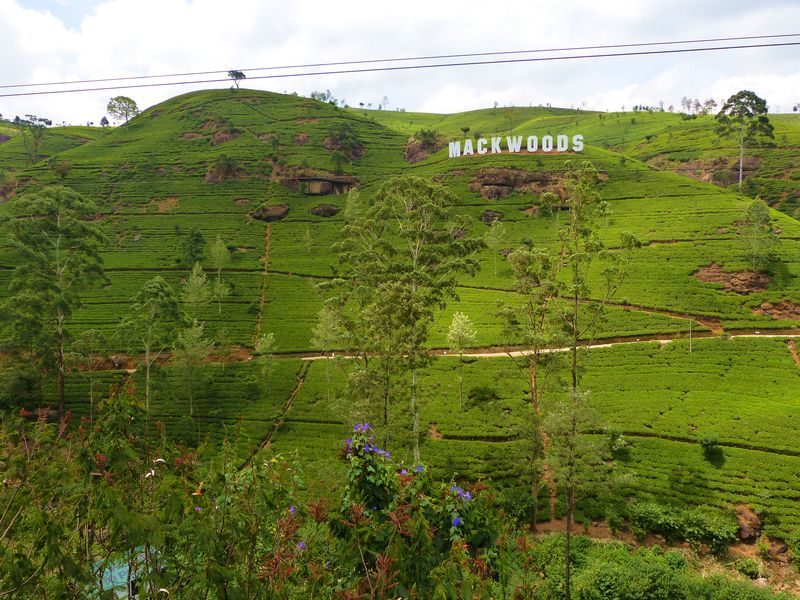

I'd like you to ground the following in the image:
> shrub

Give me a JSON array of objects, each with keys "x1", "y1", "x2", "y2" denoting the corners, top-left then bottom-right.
[
  {"x1": 628, "y1": 502, "x2": 738, "y2": 554},
  {"x1": 734, "y1": 557, "x2": 763, "y2": 580},
  {"x1": 206, "y1": 154, "x2": 240, "y2": 181}
]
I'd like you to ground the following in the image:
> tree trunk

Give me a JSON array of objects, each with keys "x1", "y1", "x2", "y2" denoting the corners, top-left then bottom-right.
[
  {"x1": 382, "y1": 359, "x2": 390, "y2": 448},
  {"x1": 56, "y1": 313, "x2": 65, "y2": 415},
  {"x1": 738, "y1": 131, "x2": 745, "y2": 194},
  {"x1": 530, "y1": 462, "x2": 539, "y2": 532},
  {"x1": 565, "y1": 483, "x2": 574, "y2": 600},
  {"x1": 145, "y1": 345, "x2": 151, "y2": 442},
  {"x1": 412, "y1": 364, "x2": 420, "y2": 465},
  {"x1": 459, "y1": 351, "x2": 464, "y2": 411}
]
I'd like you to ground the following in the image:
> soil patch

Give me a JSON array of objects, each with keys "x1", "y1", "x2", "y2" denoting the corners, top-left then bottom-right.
[
  {"x1": 404, "y1": 136, "x2": 444, "y2": 163},
  {"x1": 428, "y1": 424, "x2": 443, "y2": 440},
  {"x1": 182, "y1": 132, "x2": 203, "y2": 140},
  {"x1": 293, "y1": 133, "x2": 309, "y2": 145},
  {"x1": 753, "y1": 301, "x2": 800, "y2": 321},
  {"x1": 469, "y1": 167, "x2": 569, "y2": 200},
  {"x1": 309, "y1": 203, "x2": 340, "y2": 217},
  {"x1": 233, "y1": 198, "x2": 251, "y2": 207},
  {"x1": 481, "y1": 210, "x2": 504, "y2": 224},
  {"x1": 210, "y1": 131, "x2": 238, "y2": 146},
  {"x1": 251, "y1": 204, "x2": 289, "y2": 222},
  {"x1": 694, "y1": 263, "x2": 771, "y2": 294},
  {"x1": 323, "y1": 136, "x2": 364, "y2": 161},
  {"x1": 789, "y1": 341, "x2": 800, "y2": 367},
  {"x1": 148, "y1": 196, "x2": 179, "y2": 213},
  {"x1": 521, "y1": 205, "x2": 540, "y2": 217}
]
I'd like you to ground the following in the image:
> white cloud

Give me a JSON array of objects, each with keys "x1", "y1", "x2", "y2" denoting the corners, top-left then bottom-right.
[{"x1": 1, "y1": 0, "x2": 799, "y2": 124}]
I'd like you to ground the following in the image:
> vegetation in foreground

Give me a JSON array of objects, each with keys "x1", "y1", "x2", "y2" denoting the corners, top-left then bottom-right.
[{"x1": 0, "y1": 400, "x2": 791, "y2": 599}]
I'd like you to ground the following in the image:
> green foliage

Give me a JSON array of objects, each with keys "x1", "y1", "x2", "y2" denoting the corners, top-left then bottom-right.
[
  {"x1": 181, "y1": 261, "x2": 210, "y2": 319},
  {"x1": 227, "y1": 69, "x2": 246, "y2": 88},
  {"x1": 628, "y1": 501, "x2": 738, "y2": 553},
  {"x1": 182, "y1": 227, "x2": 206, "y2": 266},
  {"x1": 1, "y1": 186, "x2": 105, "y2": 411},
  {"x1": 734, "y1": 557, "x2": 764, "y2": 580},
  {"x1": 414, "y1": 127, "x2": 441, "y2": 151},
  {"x1": 715, "y1": 90, "x2": 775, "y2": 192},
  {"x1": 118, "y1": 275, "x2": 182, "y2": 413},
  {"x1": 206, "y1": 153, "x2": 240, "y2": 181},
  {"x1": 106, "y1": 95, "x2": 140, "y2": 124},
  {"x1": 738, "y1": 197, "x2": 778, "y2": 272}
]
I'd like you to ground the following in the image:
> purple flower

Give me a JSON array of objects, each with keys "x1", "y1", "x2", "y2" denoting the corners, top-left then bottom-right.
[
  {"x1": 297, "y1": 541, "x2": 306, "y2": 551},
  {"x1": 465, "y1": 491, "x2": 472, "y2": 500},
  {"x1": 289, "y1": 505, "x2": 297, "y2": 514},
  {"x1": 415, "y1": 465, "x2": 424, "y2": 473},
  {"x1": 452, "y1": 516, "x2": 462, "y2": 527},
  {"x1": 194, "y1": 506, "x2": 202, "y2": 513},
  {"x1": 384, "y1": 451, "x2": 390, "y2": 459},
  {"x1": 400, "y1": 469, "x2": 408, "y2": 475},
  {"x1": 345, "y1": 438, "x2": 352, "y2": 448}
]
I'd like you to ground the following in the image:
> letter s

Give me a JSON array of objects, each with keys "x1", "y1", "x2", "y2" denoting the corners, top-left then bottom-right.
[{"x1": 572, "y1": 135, "x2": 584, "y2": 152}]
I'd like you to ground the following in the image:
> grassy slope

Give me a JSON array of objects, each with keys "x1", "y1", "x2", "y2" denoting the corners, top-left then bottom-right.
[
  {"x1": 0, "y1": 121, "x2": 106, "y2": 173},
  {"x1": 2, "y1": 90, "x2": 800, "y2": 543}
]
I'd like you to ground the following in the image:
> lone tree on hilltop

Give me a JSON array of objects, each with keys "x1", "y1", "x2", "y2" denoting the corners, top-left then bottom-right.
[
  {"x1": 228, "y1": 70, "x2": 246, "y2": 89},
  {"x1": 715, "y1": 90, "x2": 774, "y2": 193},
  {"x1": 106, "y1": 95, "x2": 140, "y2": 125}
]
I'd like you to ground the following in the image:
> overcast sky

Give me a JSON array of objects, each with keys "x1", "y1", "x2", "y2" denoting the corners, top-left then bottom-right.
[{"x1": 1, "y1": 0, "x2": 799, "y2": 125}]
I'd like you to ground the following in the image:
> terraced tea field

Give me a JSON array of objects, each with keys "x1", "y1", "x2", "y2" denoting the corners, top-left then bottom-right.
[{"x1": 2, "y1": 88, "x2": 800, "y2": 551}]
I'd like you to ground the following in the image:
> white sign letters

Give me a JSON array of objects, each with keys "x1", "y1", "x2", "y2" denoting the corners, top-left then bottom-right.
[{"x1": 448, "y1": 134, "x2": 584, "y2": 158}]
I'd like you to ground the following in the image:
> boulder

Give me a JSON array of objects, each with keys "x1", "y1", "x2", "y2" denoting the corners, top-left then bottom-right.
[{"x1": 736, "y1": 505, "x2": 762, "y2": 541}]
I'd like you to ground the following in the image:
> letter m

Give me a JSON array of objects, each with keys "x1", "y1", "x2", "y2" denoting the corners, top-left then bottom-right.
[
  {"x1": 506, "y1": 136, "x2": 523, "y2": 152},
  {"x1": 448, "y1": 141, "x2": 461, "y2": 158}
]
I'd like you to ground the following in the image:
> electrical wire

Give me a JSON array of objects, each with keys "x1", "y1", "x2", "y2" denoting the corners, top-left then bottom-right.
[
  {"x1": 1, "y1": 40, "x2": 799, "y2": 98},
  {"x1": 2, "y1": 32, "x2": 798, "y2": 90}
]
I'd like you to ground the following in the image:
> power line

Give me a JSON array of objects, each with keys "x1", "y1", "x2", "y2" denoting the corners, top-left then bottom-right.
[
  {"x1": 1, "y1": 40, "x2": 799, "y2": 99},
  {"x1": 2, "y1": 32, "x2": 798, "y2": 90}
]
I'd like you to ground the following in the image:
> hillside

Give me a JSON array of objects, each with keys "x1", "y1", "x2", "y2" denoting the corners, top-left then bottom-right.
[{"x1": 2, "y1": 88, "x2": 800, "y2": 577}]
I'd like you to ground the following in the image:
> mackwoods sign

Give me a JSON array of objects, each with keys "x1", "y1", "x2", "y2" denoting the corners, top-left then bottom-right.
[{"x1": 448, "y1": 134, "x2": 584, "y2": 158}]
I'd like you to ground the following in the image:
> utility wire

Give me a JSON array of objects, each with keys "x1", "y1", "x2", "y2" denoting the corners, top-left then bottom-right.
[
  {"x1": 1, "y1": 40, "x2": 799, "y2": 99},
  {"x1": 2, "y1": 32, "x2": 799, "y2": 90}
]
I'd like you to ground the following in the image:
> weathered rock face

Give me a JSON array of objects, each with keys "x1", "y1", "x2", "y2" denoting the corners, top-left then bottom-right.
[
  {"x1": 753, "y1": 300, "x2": 800, "y2": 321},
  {"x1": 694, "y1": 263, "x2": 771, "y2": 294},
  {"x1": 736, "y1": 505, "x2": 762, "y2": 542},
  {"x1": 648, "y1": 155, "x2": 764, "y2": 186},
  {"x1": 469, "y1": 167, "x2": 567, "y2": 200},
  {"x1": 768, "y1": 539, "x2": 789, "y2": 559},
  {"x1": 481, "y1": 210, "x2": 504, "y2": 224},
  {"x1": 404, "y1": 136, "x2": 444, "y2": 163},
  {"x1": 280, "y1": 169, "x2": 357, "y2": 196},
  {"x1": 251, "y1": 204, "x2": 289, "y2": 222},
  {"x1": 309, "y1": 204, "x2": 340, "y2": 217}
]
